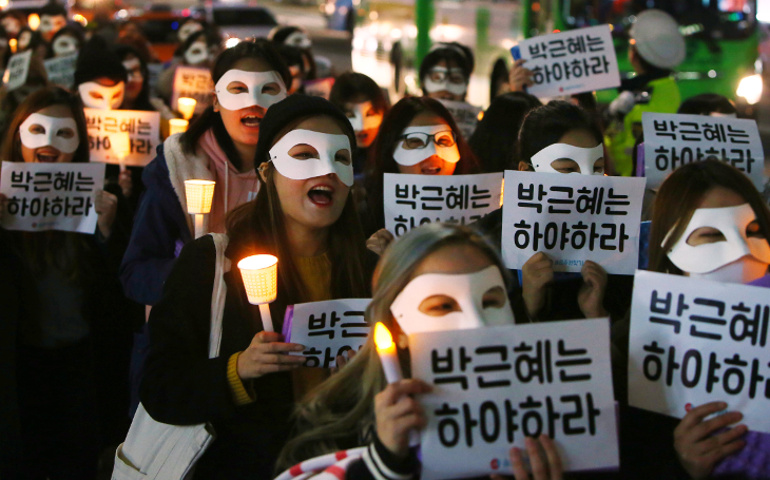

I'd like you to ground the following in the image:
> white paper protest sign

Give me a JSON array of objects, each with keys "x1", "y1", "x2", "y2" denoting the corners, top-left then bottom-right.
[
  {"x1": 4, "y1": 50, "x2": 32, "y2": 91},
  {"x1": 510, "y1": 25, "x2": 620, "y2": 97},
  {"x1": 438, "y1": 99, "x2": 482, "y2": 140},
  {"x1": 384, "y1": 173, "x2": 503, "y2": 237},
  {"x1": 410, "y1": 319, "x2": 618, "y2": 479},
  {"x1": 287, "y1": 298, "x2": 371, "y2": 368},
  {"x1": 501, "y1": 171, "x2": 645, "y2": 274},
  {"x1": 44, "y1": 53, "x2": 78, "y2": 89},
  {"x1": 0, "y1": 161, "x2": 105, "y2": 233},
  {"x1": 642, "y1": 112, "x2": 765, "y2": 190},
  {"x1": 628, "y1": 270, "x2": 770, "y2": 433},
  {"x1": 171, "y1": 66, "x2": 213, "y2": 115},
  {"x1": 84, "y1": 108, "x2": 160, "y2": 167}
]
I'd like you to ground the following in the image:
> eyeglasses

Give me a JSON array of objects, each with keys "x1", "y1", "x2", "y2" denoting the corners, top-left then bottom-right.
[
  {"x1": 399, "y1": 131, "x2": 457, "y2": 149},
  {"x1": 427, "y1": 68, "x2": 466, "y2": 85}
]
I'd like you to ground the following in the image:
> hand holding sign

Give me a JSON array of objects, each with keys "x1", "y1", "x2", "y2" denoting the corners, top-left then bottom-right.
[
  {"x1": 94, "y1": 189, "x2": 118, "y2": 239},
  {"x1": 366, "y1": 228, "x2": 395, "y2": 256},
  {"x1": 490, "y1": 435, "x2": 564, "y2": 480},
  {"x1": 577, "y1": 261, "x2": 609, "y2": 319},
  {"x1": 509, "y1": 59, "x2": 535, "y2": 93},
  {"x1": 521, "y1": 252, "x2": 555, "y2": 319},
  {"x1": 236, "y1": 331, "x2": 306, "y2": 380},
  {"x1": 375, "y1": 379, "x2": 432, "y2": 459},
  {"x1": 673, "y1": 401, "x2": 747, "y2": 480}
]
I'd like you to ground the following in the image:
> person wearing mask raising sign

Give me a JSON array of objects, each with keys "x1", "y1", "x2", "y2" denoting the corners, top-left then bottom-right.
[
  {"x1": 0, "y1": 86, "x2": 134, "y2": 479},
  {"x1": 475, "y1": 101, "x2": 632, "y2": 323},
  {"x1": 363, "y1": 96, "x2": 479, "y2": 249},
  {"x1": 612, "y1": 159, "x2": 770, "y2": 480},
  {"x1": 138, "y1": 94, "x2": 372, "y2": 479},
  {"x1": 275, "y1": 223, "x2": 562, "y2": 480},
  {"x1": 120, "y1": 39, "x2": 290, "y2": 413}
]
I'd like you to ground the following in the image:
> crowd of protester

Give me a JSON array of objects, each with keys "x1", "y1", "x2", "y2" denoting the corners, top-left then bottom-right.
[{"x1": 0, "y1": 4, "x2": 768, "y2": 480}]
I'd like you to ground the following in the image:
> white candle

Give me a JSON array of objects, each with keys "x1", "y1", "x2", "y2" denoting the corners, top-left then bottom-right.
[{"x1": 238, "y1": 254, "x2": 279, "y2": 333}]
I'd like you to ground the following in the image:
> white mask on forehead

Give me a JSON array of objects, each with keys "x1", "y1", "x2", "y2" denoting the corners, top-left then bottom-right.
[
  {"x1": 423, "y1": 67, "x2": 467, "y2": 96},
  {"x1": 178, "y1": 22, "x2": 203, "y2": 43},
  {"x1": 390, "y1": 265, "x2": 514, "y2": 335},
  {"x1": 52, "y1": 36, "x2": 77, "y2": 57},
  {"x1": 531, "y1": 143, "x2": 604, "y2": 175},
  {"x1": 667, "y1": 203, "x2": 770, "y2": 276},
  {"x1": 393, "y1": 124, "x2": 461, "y2": 167},
  {"x1": 184, "y1": 40, "x2": 208, "y2": 65},
  {"x1": 268, "y1": 129, "x2": 354, "y2": 187},
  {"x1": 285, "y1": 31, "x2": 312, "y2": 49},
  {"x1": 78, "y1": 81, "x2": 125, "y2": 110},
  {"x1": 215, "y1": 69, "x2": 287, "y2": 111},
  {"x1": 20, "y1": 113, "x2": 79, "y2": 153},
  {"x1": 348, "y1": 101, "x2": 382, "y2": 132},
  {"x1": 39, "y1": 15, "x2": 64, "y2": 34}
]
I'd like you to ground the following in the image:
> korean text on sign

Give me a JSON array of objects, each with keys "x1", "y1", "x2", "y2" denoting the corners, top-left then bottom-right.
[
  {"x1": 384, "y1": 173, "x2": 503, "y2": 237},
  {"x1": 44, "y1": 53, "x2": 78, "y2": 89},
  {"x1": 629, "y1": 271, "x2": 770, "y2": 433},
  {"x1": 0, "y1": 161, "x2": 105, "y2": 233},
  {"x1": 410, "y1": 320, "x2": 618, "y2": 480},
  {"x1": 171, "y1": 66, "x2": 214, "y2": 115},
  {"x1": 510, "y1": 25, "x2": 620, "y2": 98},
  {"x1": 501, "y1": 171, "x2": 645, "y2": 275},
  {"x1": 642, "y1": 112, "x2": 765, "y2": 190},
  {"x1": 4, "y1": 50, "x2": 32, "y2": 91},
  {"x1": 85, "y1": 108, "x2": 161, "y2": 167},
  {"x1": 287, "y1": 298, "x2": 371, "y2": 368}
]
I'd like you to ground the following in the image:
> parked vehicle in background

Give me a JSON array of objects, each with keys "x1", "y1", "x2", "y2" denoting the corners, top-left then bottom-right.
[{"x1": 205, "y1": 2, "x2": 278, "y2": 44}]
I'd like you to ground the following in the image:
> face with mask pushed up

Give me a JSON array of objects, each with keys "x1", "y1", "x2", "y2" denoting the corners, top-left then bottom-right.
[
  {"x1": 666, "y1": 186, "x2": 770, "y2": 284},
  {"x1": 390, "y1": 243, "x2": 514, "y2": 337}
]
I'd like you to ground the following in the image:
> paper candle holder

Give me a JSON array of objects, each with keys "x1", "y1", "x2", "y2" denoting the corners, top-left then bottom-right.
[
  {"x1": 238, "y1": 255, "x2": 279, "y2": 305},
  {"x1": 184, "y1": 179, "x2": 216, "y2": 214},
  {"x1": 178, "y1": 97, "x2": 197, "y2": 120},
  {"x1": 169, "y1": 118, "x2": 189, "y2": 136}
]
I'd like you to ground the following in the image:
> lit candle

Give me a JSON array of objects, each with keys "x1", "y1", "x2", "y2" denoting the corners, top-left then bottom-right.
[
  {"x1": 168, "y1": 118, "x2": 189, "y2": 136},
  {"x1": 9, "y1": 38, "x2": 17, "y2": 54},
  {"x1": 374, "y1": 322, "x2": 420, "y2": 446},
  {"x1": 238, "y1": 254, "x2": 279, "y2": 332},
  {"x1": 183, "y1": 179, "x2": 215, "y2": 239},
  {"x1": 27, "y1": 14, "x2": 39, "y2": 31},
  {"x1": 177, "y1": 97, "x2": 197, "y2": 120},
  {"x1": 110, "y1": 132, "x2": 131, "y2": 173}
]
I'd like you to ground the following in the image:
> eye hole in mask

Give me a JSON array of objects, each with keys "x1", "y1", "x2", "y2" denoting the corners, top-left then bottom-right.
[{"x1": 531, "y1": 143, "x2": 605, "y2": 175}]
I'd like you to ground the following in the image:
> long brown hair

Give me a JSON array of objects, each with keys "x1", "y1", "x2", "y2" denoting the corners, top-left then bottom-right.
[
  {"x1": 649, "y1": 159, "x2": 770, "y2": 275},
  {"x1": 364, "y1": 96, "x2": 480, "y2": 231},
  {"x1": 225, "y1": 114, "x2": 369, "y2": 307},
  {"x1": 0, "y1": 86, "x2": 89, "y2": 164},
  {"x1": 275, "y1": 224, "x2": 510, "y2": 472}
]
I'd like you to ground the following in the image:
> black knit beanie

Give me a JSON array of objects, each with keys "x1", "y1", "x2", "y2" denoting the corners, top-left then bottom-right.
[
  {"x1": 254, "y1": 94, "x2": 356, "y2": 171},
  {"x1": 74, "y1": 36, "x2": 128, "y2": 87}
]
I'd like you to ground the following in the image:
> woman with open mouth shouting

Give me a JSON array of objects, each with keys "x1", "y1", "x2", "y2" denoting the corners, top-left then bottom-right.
[
  {"x1": 0, "y1": 86, "x2": 135, "y2": 478},
  {"x1": 120, "y1": 39, "x2": 290, "y2": 416},
  {"x1": 138, "y1": 94, "x2": 373, "y2": 479},
  {"x1": 362, "y1": 96, "x2": 480, "y2": 253}
]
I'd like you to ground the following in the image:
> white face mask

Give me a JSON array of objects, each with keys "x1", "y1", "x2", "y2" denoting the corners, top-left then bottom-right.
[
  {"x1": 178, "y1": 22, "x2": 203, "y2": 43},
  {"x1": 20, "y1": 113, "x2": 79, "y2": 153},
  {"x1": 2, "y1": 18, "x2": 20, "y2": 37},
  {"x1": 184, "y1": 40, "x2": 209, "y2": 65},
  {"x1": 393, "y1": 124, "x2": 460, "y2": 167},
  {"x1": 423, "y1": 66, "x2": 467, "y2": 96},
  {"x1": 347, "y1": 101, "x2": 382, "y2": 133},
  {"x1": 18, "y1": 31, "x2": 30, "y2": 50},
  {"x1": 78, "y1": 81, "x2": 125, "y2": 110},
  {"x1": 531, "y1": 143, "x2": 604, "y2": 175},
  {"x1": 268, "y1": 129, "x2": 354, "y2": 187},
  {"x1": 390, "y1": 265, "x2": 514, "y2": 335},
  {"x1": 52, "y1": 35, "x2": 77, "y2": 57},
  {"x1": 122, "y1": 58, "x2": 143, "y2": 81},
  {"x1": 39, "y1": 15, "x2": 65, "y2": 35},
  {"x1": 214, "y1": 69, "x2": 287, "y2": 111},
  {"x1": 284, "y1": 30, "x2": 312, "y2": 49},
  {"x1": 667, "y1": 204, "x2": 770, "y2": 276}
]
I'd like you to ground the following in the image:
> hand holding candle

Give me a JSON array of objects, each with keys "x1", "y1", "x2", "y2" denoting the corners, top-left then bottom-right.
[
  {"x1": 184, "y1": 179, "x2": 215, "y2": 238},
  {"x1": 374, "y1": 323, "x2": 425, "y2": 449},
  {"x1": 177, "y1": 97, "x2": 197, "y2": 120},
  {"x1": 238, "y1": 254, "x2": 278, "y2": 332}
]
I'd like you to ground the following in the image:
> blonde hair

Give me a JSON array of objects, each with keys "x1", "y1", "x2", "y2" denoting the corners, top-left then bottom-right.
[{"x1": 276, "y1": 223, "x2": 509, "y2": 471}]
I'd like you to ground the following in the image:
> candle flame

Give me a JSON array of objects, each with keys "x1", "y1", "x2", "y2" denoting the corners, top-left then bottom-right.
[{"x1": 374, "y1": 322, "x2": 394, "y2": 351}]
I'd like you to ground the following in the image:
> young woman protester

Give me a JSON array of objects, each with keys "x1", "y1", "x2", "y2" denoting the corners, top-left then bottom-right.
[
  {"x1": 329, "y1": 71, "x2": 388, "y2": 178},
  {"x1": 275, "y1": 223, "x2": 562, "y2": 480},
  {"x1": 0, "y1": 86, "x2": 135, "y2": 478},
  {"x1": 139, "y1": 94, "x2": 373, "y2": 479},
  {"x1": 157, "y1": 28, "x2": 223, "y2": 104},
  {"x1": 119, "y1": 39, "x2": 290, "y2": 416},
  {"x1": 474, "y1": 101, "x2": 631, "y2": 323},
  {"x1": 612, "y1": 159, "x2": 770, "y2": 480},
  {"x1": 363, "y1": 96, "x2": 479, "y2": 249}
]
